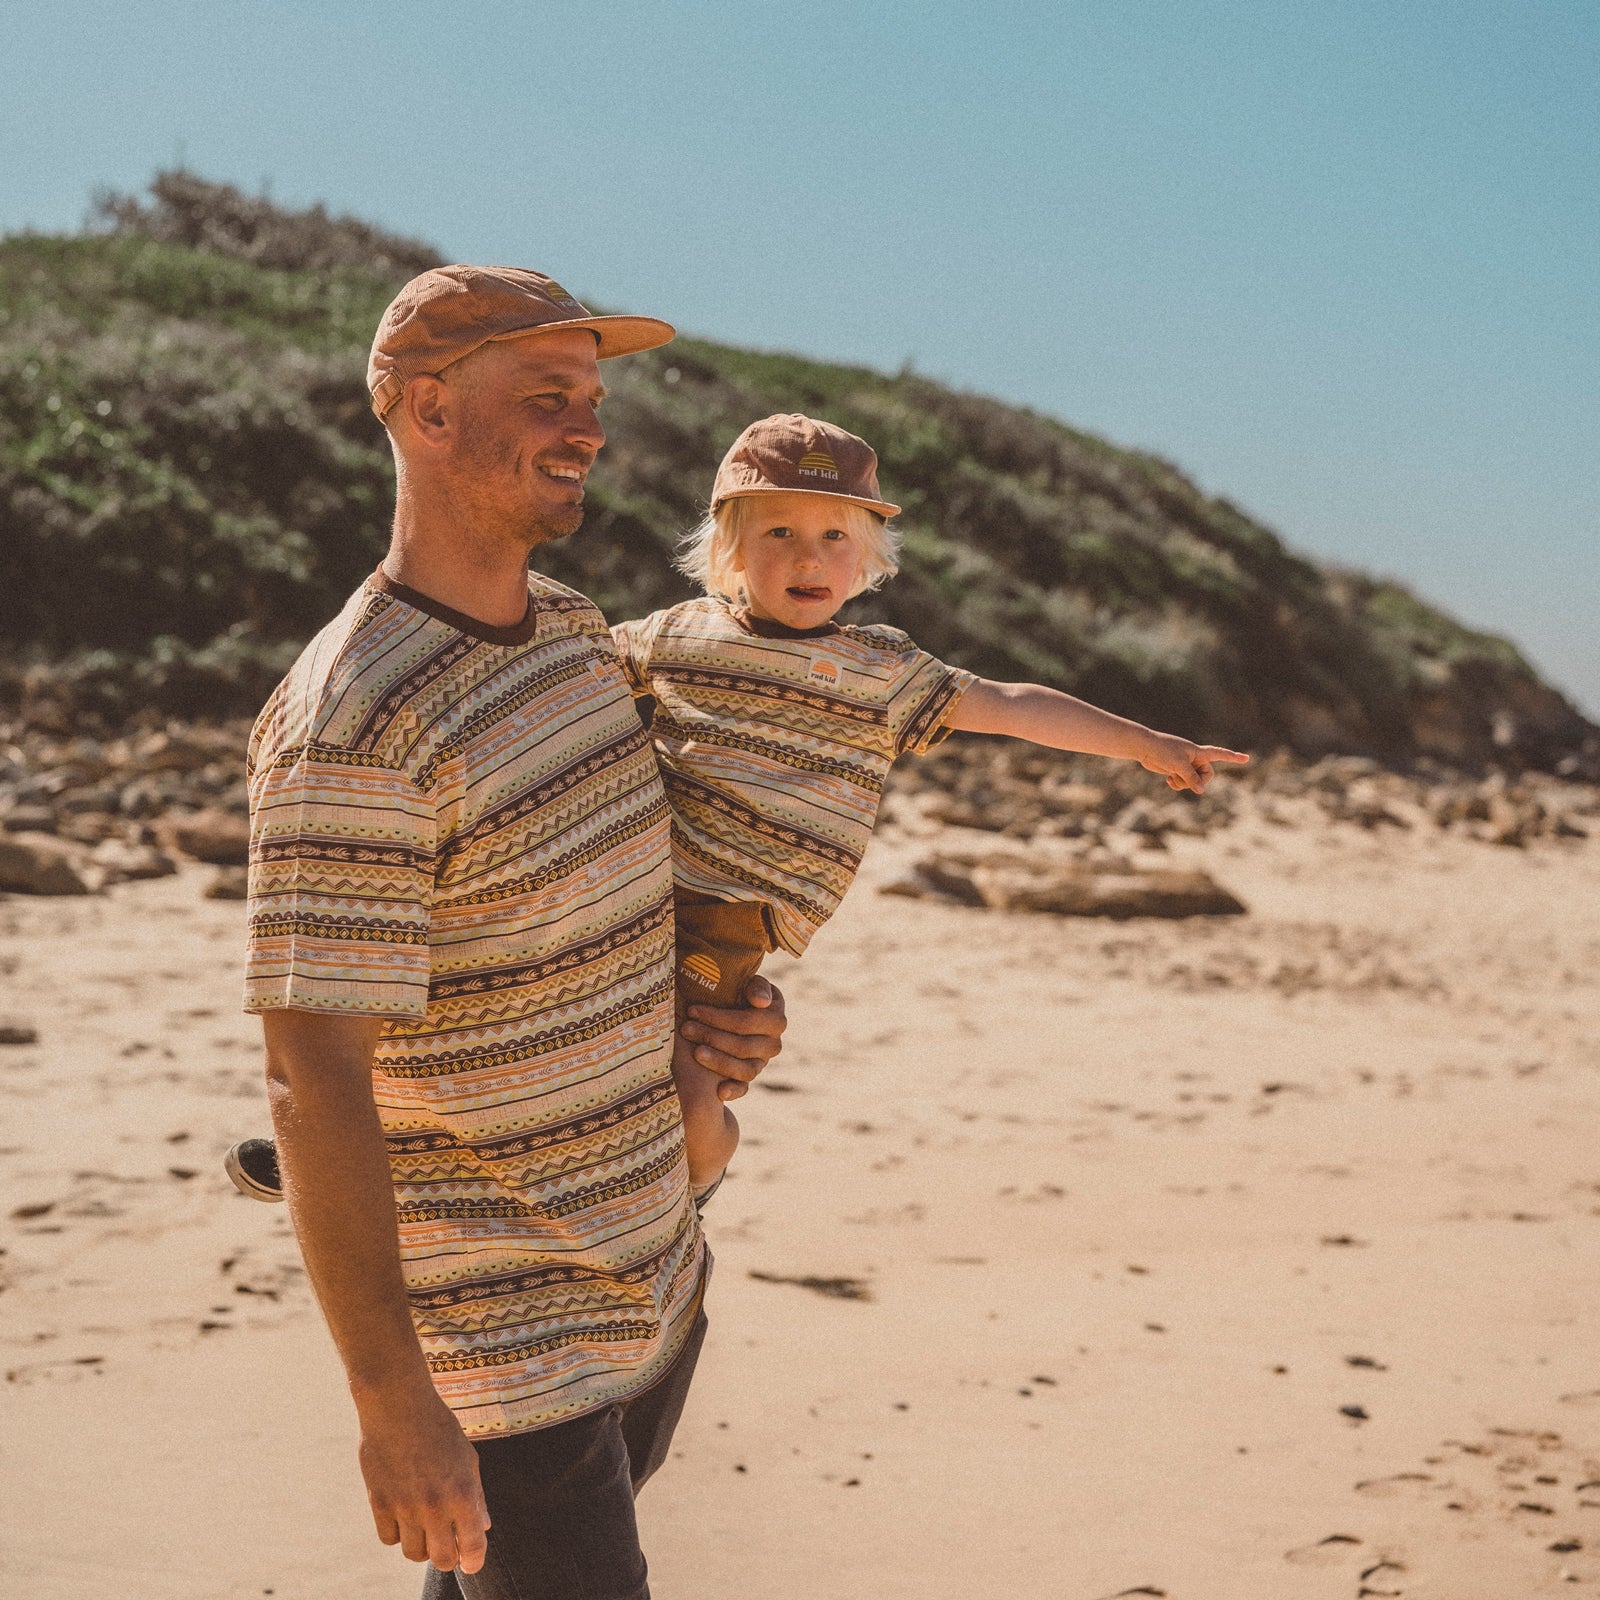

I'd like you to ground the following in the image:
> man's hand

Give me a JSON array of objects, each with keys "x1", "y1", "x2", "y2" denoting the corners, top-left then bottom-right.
[
  {"x1": 358, "y1": 1379, "x2": 491, "y2": 1574},
  {"x1": 682, "y1": 975, "x2": 787, "y2": 1102},
  {"x1": 262, "y1": 1010, "x2": 490, "y2": 1573},
  {"x1": 1138, "y1": 732, "x2": 1250, "y2": 795}
]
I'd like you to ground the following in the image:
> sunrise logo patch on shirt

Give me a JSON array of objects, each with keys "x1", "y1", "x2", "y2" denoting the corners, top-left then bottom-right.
[{"x1": 680, "y1": 952, "x2": 723, "y2": 990}]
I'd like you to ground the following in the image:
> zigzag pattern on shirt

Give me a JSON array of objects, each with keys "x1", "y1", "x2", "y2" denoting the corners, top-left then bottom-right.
[
  {"x1": 401, "y1": 964, "x2": 673, "y2": 1036},
  {"x1": 386, "y1": 1079, "x2": 680, "y2": 1165},
  {"x1": 899, "y1": 673, "x2": 969, "y2": 755},
  {"x1": 405, "y1": 1236, "x2": 682, "y2": 1313},
  {"x1": 650, "y1": 711, "x2": 886, "y2": 789},
  {"x1": 432, "y1": 728, "x2": 657, "y2": 876},
  {"x1": 351, "y1": 626, "x2": 485, "y2": 753},
  {"x1": 424, "y1": 1318, "x2": 667, "y2": 1372},
  {"x1": 263, "y1": 740, "x2": 410, "y2": 774},
  {"x1": 669, "y1": 772, "x2": 863, "y2": 870},
  {"x1": 670, "y1": 832, "x2": 834, "y2": 930},
  {"x1": 380, "y1": 987, "x2": 672, "y2": 1080},
  {"x1": 247, "y1": 910, "x2": 429, "y2": 945},
  {"x1": 421, "y1": 900, "x2": 671, "y2": 1002},
  {"x1": 397, "y1": 1143, "x2": 682, "y2": 1228},
  {"x1": 430, "y1": 803, "x2": 667, "y2": 911},
  {"x1": 651, "y1": 662, "x2": 889, "y2": 726}
]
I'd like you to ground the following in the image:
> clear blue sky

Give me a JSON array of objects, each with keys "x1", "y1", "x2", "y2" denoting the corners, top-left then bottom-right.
[{"x1": 5, "y1": 0, "x2": 1596, "y2": 712}]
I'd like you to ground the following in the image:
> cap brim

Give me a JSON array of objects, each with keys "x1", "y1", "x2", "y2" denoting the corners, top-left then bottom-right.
[
  {"x1": 490, "y1": 314, "x2": 676, "y2": 360},
  {"x1": 713, "y1": 484, "x2": 901, "y2": 521}
]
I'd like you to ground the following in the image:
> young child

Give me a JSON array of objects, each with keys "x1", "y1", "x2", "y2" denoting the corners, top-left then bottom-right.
[
  {"x1": 608, "y1": 413, "x2": 1247, "y2": 1199},
  {"x1": 225, "y1": 412, "x2": 1246, "y2": 1208}
]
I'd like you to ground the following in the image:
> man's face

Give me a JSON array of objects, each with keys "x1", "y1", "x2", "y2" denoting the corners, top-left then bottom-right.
[{"x1": 446, "y1": 328, "x2": 608, "y2": 550}]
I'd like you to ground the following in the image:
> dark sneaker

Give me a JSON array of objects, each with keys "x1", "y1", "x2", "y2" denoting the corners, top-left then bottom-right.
[{"x1": 224, "y1": 1137, "x2": 284, "y2": 1203}]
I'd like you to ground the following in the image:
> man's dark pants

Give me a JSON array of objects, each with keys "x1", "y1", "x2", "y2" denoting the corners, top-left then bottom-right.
[{"x1": 422, "y1": 1307, "x2": 708, "y2": 1600}]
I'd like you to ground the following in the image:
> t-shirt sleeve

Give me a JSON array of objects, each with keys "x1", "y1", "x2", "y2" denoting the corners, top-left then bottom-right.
[
  {"x1": 243, "y1": 744, "x2": 436, "y2": 1017},
  {"x1": 886, "y1": 649, "x2": 979, "y2": 757},
  {"x1": 608, "y1": 615, "x2": 662, "y2": 699}
]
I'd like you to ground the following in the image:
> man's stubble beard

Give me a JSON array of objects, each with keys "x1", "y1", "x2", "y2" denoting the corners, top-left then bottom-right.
[
  {"x1": 455, "y1": 422, "x2": 589, "y2": 557},
  {"x1": 520, "y1": 502, "x2": 585, "y2": 554}
]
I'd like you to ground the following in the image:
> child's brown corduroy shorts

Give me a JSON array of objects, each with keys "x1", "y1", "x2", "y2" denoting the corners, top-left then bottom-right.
[{"x1": 672, "y1": 887, "x2": 777, "y2": 1017}]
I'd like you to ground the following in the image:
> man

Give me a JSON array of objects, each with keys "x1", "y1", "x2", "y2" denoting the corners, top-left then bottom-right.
[{"x1": 243, "y1": 266, "x2": 786, "y2": 1598}]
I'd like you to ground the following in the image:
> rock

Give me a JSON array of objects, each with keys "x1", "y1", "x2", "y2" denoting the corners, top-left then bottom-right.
[
  {"x1": 922, "y1": 795, "x2": 1008, "y2": 831},
  {"x1": 57, "y1": 784, "x2": 121, "y2": 815},
  {"x1": 90, "y1": 837, "x2": 178, "y2": 883},
  {"x1": 0, "y1": 1017, "x2": 39, "y2": 1046},
  {"x1": 975, "y1": 863, "x2": 1246, "y2": 919},
  {"x1": 1038, "y1": 780, "x2": 1110, "y2": 816},
  {"x1": 167, "y1": 809, "x2": 251, "y2": 865},
  {"x1": 0, "y1": 832, "x2": 95, "y2": 895},
  {"x1": 886, "y1": 849, "x2": 1246, "y2": 919},
  {"x1": 117, "y1": 780, "x2": 165, "y2": 820},
  {"x1": 56, "y1": 810, "x2": 122, "y2": 845},
  {"x1": 1484, "y1": 794, "x2": 1529, "y2": 848},
  {"x1": 1, "y1": 804, "x2": 56, "y2": 834},
  {"x1": 133, "y1": 731, "x2": 221, "y2": 775},
  {"x1": 1325, "y1": 780, "x2": 1410, "y2": 830},
  {"x1": 205, "y1": 866, "x2": 250, "y2": 900}
]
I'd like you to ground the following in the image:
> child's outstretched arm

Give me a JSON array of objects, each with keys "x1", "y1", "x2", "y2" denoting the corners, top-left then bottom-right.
[{"x1": 945, "y1": 680, "x2": 1248, "y2": 794}]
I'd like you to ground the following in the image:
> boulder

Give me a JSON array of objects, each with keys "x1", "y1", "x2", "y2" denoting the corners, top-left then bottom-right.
[
  {"x1": 0, "y1": 832, "x2": 95, "y2": 895},
  {"x1": 90, "y1": 837, "x2": 178, "y2": 883},
  {"x1": 1, "y1": 804, "x2": 57, "y2": 834},
  {"x1": 57, "y1": 810, "x2": 122, "y2": 845},
  {"x1": 205, "y1": 866, "x2": 250, "y2": 900},
  {"x1": 972, "y1": 862, "x2": 1246, "y2": 919},
  {"x1": 884, "y1": 849, "x2": 1246, "y2": 920},
  {"x1": 167, "y1": 809, "x2": 251, "y2": 865},
  {"x1": 133, "y1": 731, "x2": 222, "y2": 774}
]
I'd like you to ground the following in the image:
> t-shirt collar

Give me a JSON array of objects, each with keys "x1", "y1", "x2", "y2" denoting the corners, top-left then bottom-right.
[
  {"x1": 369, "y1": 565, "x2": 540, "y2": 646},
  {"x1": 727, "y1": 601, "x2": 842, "y2": 642}
]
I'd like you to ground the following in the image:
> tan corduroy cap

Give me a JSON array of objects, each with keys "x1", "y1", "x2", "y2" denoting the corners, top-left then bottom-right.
[
  {"x1": 711, "y1": 414, "x2": 900, "y2": 520},
  {"x1": 367, "y1": 264, "x2": 675, "y2": 420}
]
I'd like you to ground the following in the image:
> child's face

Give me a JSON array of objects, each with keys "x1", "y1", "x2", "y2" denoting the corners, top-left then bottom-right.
[{"x1": 734, "y1": 493, "x2": 864, "y2": 629}]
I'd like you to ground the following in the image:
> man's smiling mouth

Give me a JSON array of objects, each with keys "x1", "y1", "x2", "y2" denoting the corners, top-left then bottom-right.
[{"x1": 541, "y1": 463, "x2": 587, "y2": 484}]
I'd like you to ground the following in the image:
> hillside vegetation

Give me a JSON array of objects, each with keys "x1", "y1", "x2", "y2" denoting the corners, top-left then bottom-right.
[{"x1": 2, "y1": 172, "x2": 1592, "y2": 772}]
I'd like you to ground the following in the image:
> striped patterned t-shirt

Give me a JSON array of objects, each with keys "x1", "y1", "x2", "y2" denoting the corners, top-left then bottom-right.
[
  {"x1": 610, "y1": 597, "x2": 974, "y2": 956},
  {"x1": 243, "y1": 568, "x2": 703, "y2": 1439}
]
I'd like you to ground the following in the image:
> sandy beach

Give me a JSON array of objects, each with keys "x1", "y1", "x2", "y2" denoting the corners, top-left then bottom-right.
[{"x1": 4, "y1": 790, "x2": 1599, "y2": 1599}]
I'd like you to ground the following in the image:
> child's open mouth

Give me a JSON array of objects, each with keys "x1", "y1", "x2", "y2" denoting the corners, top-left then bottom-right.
[{"x1": 786, "y1": 586, "x2": 831, "y2": 603}]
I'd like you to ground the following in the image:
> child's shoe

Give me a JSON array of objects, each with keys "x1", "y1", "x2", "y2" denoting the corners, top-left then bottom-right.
[{"x1": 224, "y1": 1137, "x2": 284, "y2": 1202}]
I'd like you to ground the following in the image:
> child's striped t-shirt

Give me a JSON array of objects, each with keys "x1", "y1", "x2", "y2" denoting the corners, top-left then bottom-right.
[{"x1": 610, "y1": 597, "x2": 975, "y2": 956}]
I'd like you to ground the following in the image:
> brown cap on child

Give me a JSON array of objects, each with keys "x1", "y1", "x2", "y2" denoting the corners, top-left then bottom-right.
[
  {"x1": 711, "y1": 414, "x2": 901, "y2": 520},
  {"x1": 367, "y1": 265, "x2": 675, "y2": 420}
]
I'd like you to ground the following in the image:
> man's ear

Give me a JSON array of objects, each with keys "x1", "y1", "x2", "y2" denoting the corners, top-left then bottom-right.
[{"x1": 399, "y1": 374, "x2": 455, "y2": 450}]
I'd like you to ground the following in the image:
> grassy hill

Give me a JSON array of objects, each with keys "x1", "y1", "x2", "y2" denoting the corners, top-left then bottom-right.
[{"x1": 2, "y1": 173, "x2": 1592, "y2": 773}]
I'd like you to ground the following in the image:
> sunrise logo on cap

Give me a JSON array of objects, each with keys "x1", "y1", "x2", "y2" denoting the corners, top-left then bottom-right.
[
  {"x1": 797, "y1": 449, "x2": 840, "y2": 481},
  {"x1": 542, "y1": 280, "x2": 583, "y2": 309},
  {"x1": 681, "y1": 952, "x2": 722, "y2": 991},
  {"x1": 809, "y1": 658, "x2": 840, "y2": 685}
]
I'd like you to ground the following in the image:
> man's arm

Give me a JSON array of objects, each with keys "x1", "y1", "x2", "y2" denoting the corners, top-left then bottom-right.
[
  {"x1": 262, "y1": 1009, "x2": 490, "y2": 1576},
  {"x1": 946, "y1": 679, "x2": 1249, "y2": 795}
]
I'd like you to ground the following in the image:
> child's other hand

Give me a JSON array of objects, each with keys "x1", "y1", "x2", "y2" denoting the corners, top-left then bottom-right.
[{"x1": 1139, "y1": 733, "x2": 1249, "y2": 795}]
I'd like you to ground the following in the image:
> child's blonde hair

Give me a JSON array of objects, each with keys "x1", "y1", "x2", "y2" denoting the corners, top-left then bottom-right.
[{"x1": 675, "y1": 494, "x2": 901, "y2": 604}]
